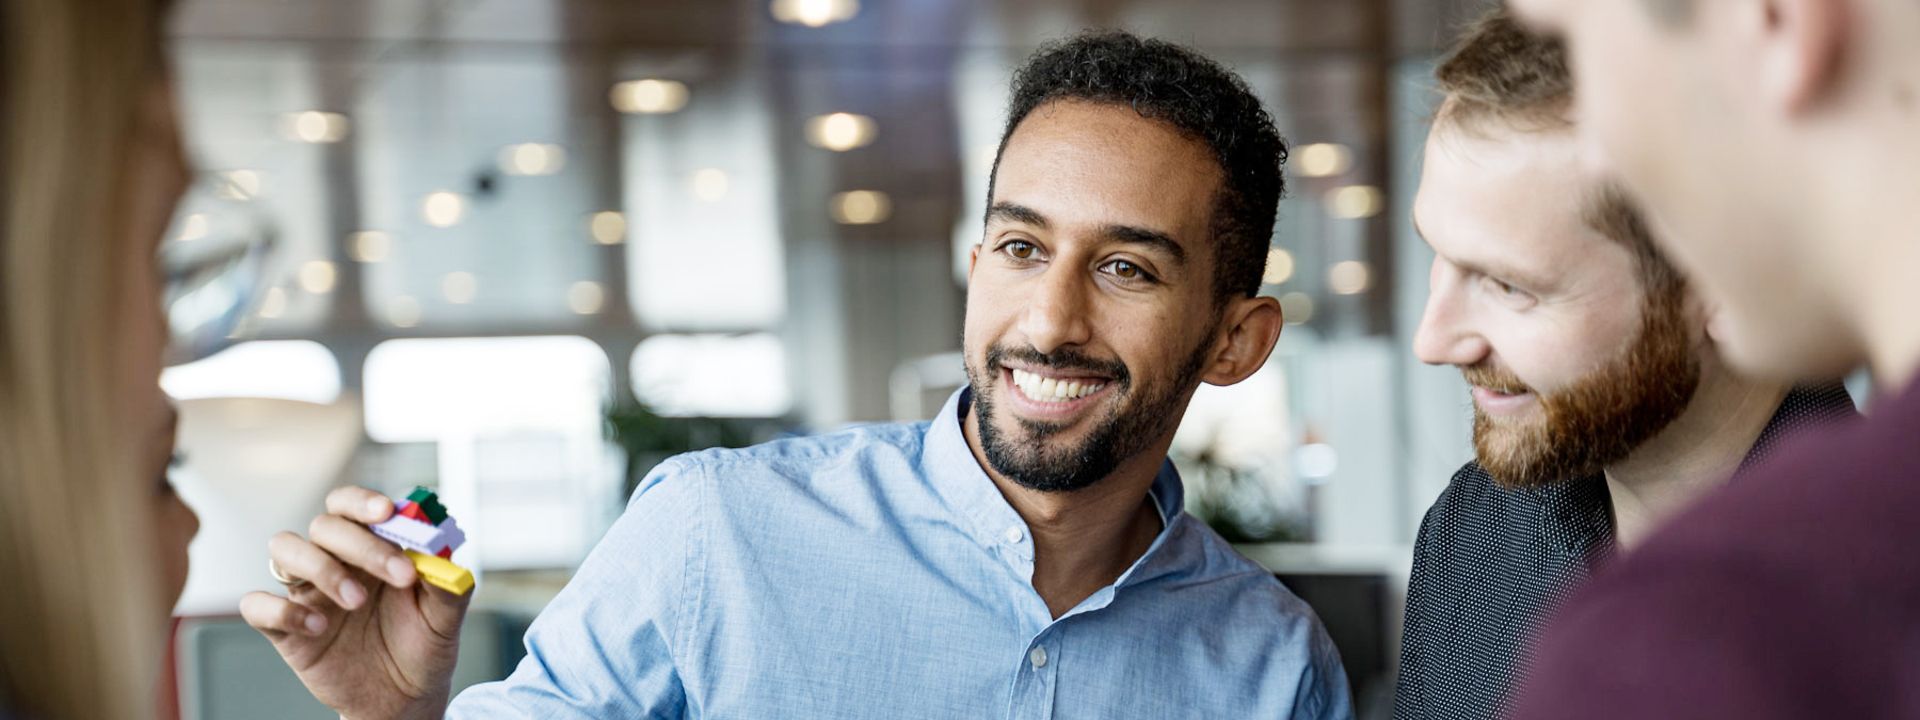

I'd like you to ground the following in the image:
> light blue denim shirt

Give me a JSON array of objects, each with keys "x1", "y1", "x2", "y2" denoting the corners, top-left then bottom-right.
[{"x1": 450, "y1": 388, "x2": 1352, "y2": 719}]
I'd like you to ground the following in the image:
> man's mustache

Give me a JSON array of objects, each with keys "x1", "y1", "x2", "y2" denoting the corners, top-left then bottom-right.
[
  {"x1": 1460, "y1": 363, "x2": 1532, "y2": 395},
  {"x1": 986, "y1": 345, "x2": 1129, "y2": 385}
]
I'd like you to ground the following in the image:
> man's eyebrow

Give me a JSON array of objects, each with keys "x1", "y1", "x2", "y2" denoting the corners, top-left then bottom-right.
[
  {"x1": 986, "y1": 201, "x2": 1187, "y2": 267},
  {"x1": 1414, "y1": 215, "x2": 1554, "y2": 289},
  {"x1": 985, "y1": 202, "x2": 1048, "y2": 229},
  {"x1": 1099, "y1": 224, "x2": 1187, "y2": 266}
]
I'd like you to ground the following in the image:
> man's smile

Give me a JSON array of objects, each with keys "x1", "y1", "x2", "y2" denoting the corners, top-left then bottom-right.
[
  {"x1": 1001, "y1": 364, "x2": 1116, "y2": 422},
  {"x1": 1471, "y1": 385, "x2": 1537, "y2": 417}
]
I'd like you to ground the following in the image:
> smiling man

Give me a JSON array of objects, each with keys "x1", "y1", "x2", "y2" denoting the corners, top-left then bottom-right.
[
  {"x1": 243, "y1": 31, "x2": 1351, "y2": 719},
  {"x1": 1392, "y1": 12, "x2": 1852, "y2": 719}
]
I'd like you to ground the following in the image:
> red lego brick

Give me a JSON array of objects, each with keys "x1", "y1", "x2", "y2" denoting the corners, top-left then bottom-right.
[{"x1": 398, "y1": 502, "x2": 429, "y2": 523}]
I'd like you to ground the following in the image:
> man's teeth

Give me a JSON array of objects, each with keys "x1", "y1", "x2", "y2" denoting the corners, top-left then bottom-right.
[{"x1": 1010, "y1": 368, "x2": 1106, "y2": 402}]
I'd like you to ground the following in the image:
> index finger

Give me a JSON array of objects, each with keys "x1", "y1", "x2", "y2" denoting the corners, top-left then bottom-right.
[{"x1": 324, "y1": 485, "x2": 394, "y2": 524}]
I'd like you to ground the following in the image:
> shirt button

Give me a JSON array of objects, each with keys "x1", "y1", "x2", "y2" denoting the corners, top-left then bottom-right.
[
  {"x1": 1029, "y1": 646, "x2": 1048, "y2": 669},
  {"x1": 1002, "y1": 526, "x2": 1023, "y2": 544}
]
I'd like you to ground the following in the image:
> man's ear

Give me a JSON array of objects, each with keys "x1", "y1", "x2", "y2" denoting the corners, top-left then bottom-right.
[
  {"x1": 1756, "y1": 0, "x2": 1850, "y2": 114},
  {"x1": 966, "y1": 243, "x2": 981, "y2": 283},
  {"x1": 1201, "y1": 295, "x2": 1284, "y2": 386},
  {"x1": 1704, "y1": 296, "x2": 1733, "y2": 346},
  {"x1": 1678, "y1": 284, "x2": 1717, "y2": 339}
]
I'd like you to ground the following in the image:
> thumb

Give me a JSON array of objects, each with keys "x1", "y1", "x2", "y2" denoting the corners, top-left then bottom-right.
[{"x1": 408, "y1": 554, "x2": 474, "y2": 639}]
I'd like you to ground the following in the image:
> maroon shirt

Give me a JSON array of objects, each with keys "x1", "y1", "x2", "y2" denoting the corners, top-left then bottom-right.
[{"x1": 1509, "y1": 377, "x2": 1920, "y2": 719}]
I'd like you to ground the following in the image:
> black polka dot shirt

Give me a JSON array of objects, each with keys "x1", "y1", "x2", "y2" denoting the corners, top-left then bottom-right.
[{"x1": 1391, "y1": 384, "x2": 1857, "y2": 719}]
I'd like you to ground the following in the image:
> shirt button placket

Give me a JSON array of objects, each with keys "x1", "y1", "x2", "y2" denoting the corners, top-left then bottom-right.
[{"x1": 1007, "y1": 640, "x2": 1056, "y2": 720}]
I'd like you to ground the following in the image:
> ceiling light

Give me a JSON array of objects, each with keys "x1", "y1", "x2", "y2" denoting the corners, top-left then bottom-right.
[
  {"x1": 349, "y1": 231, "x2": 391, "y2": 263},
  {"x1": 282, "y1": 111, "x2": 350, "y2": 144},
  {"x1": 422, "y1": 191, "x2": 466, "y2": 228},
  {"x1": 590, "y1": 211, "x2": 627, "y2": 245},
  {"x1": 1326, "y1": 185, "x2": 1384, "y2": 219},
  {"x1": 610, "y1": 79, "x2": 689, "y2": 114},
  {"x1": 805, "y1": 112, "x2": 877, "y2": 151},
  {"x1": 831, "y1": 190, "x2": 891, "y2": 225},
  {"x1": 499, "y1": 143, "x2": 566, "y2": 176},
  {"x1": 298, "y1": 261, "x2": 337, "y2": 295},
  {"x1": 1263, "y1": 248, "x2": 1295, "y2": 285},
  {"x1": 771, "y1": 0, "x2": 859, "y2": 27},
  {"x1": 1329, "y1": 261, "x2": 1372, "y2": 295},
  {"x1": 1296, "y1": 143, "x2": 1353, "y2": 178}
]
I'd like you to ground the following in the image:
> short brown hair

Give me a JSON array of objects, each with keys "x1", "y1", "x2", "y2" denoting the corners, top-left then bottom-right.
[
  {"x1": 1434, "y1": 7, "x2": 1684, "y2": 300},
  {"x1": 1435, "y1": 9, "x2": 1573, "y2": 134}
]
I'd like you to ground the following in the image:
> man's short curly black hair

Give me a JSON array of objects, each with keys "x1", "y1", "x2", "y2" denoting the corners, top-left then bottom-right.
[{"x1": 988, "y1": 30, "x2": 1288, "y2": 303}]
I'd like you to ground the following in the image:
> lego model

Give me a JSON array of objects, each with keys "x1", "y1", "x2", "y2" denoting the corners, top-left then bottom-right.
[{"x1": 370, "y1": 486, "x2": 474, "y2": 595}]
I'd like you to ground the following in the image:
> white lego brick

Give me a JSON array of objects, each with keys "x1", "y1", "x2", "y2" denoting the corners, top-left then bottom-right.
[{"x1": 371, "y1": 515, "x2": 441, "y2": 554}]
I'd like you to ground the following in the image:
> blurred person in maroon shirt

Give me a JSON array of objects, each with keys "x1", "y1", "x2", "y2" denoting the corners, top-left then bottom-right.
[{"x1": 1501, "y1": 0, "x2": 1920, "y2": 716}]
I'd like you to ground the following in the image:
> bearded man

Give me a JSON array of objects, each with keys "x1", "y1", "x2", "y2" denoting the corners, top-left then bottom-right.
[
  {"x1": 243, "y1": 30, "x2": 1353, "y2": 720},
  {"x1": 1390, "y1": 12, "x2": 1853, "y2": 719}
]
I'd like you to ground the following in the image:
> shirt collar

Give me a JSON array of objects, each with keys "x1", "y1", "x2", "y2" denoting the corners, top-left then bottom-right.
[
  {"x1": 1734, "y1": 382, "x2": 1857, "y2": 475},
  {"x1": 921, "y1": 386, "x2": 1028, "y2": 554}
]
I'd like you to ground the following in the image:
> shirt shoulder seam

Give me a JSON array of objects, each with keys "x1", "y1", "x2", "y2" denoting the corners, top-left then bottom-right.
[{"x1": 672, "y1": 458, "x2": 709, "y2": 691}]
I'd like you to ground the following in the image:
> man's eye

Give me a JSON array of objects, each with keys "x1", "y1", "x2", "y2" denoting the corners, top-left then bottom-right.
[
  {"x1": 1004, "y1": 241, "x2": 1037, "y2": 260},
  {"x1": 1482, "y1": 276, "x2": 1520, "y2": 296},
  {"x1": 1481, "y1": 276, "x2": 1536, "y2": 307},
  {"x1": 1102, "y1": 260, "x2": 1152, "y2": 282}
]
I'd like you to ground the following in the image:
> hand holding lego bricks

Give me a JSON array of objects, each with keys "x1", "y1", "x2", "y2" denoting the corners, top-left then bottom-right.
[
  {"x1": 241, "y1": 485, "x2": 471, "y2": 720},
  {"x1": 370, "y1": 487, "x2": 473, "y2": 594}
]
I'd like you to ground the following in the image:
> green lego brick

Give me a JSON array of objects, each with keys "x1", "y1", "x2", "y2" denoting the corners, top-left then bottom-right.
[{"x1": 404, "y1": 486, "x2": 449, "y2": 525}]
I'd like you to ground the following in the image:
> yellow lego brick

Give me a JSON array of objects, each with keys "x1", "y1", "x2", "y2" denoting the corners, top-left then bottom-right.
[{"x1": 404, "y1": 550, "x2": 474, "y2": 596}]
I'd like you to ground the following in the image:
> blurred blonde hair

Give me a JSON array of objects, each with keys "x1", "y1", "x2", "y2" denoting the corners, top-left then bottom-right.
[{"x1": 0, "y1": 0, "x2": 174, "y2": 717}]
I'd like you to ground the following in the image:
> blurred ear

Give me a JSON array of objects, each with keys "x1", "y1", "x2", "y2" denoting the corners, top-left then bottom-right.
[
  {"x1": 966, "y1": 243, "x2": 981, "y2": 281},
  {"x1": 1701, "y1": 293, "x2": 1733, "y2": 345},
  {"x1": 1756, "y1": 0, "x2": 1850, "y2": 113},
  {"x1": 1201, "y1": 295, "x2": 1284, "y2": 386}
]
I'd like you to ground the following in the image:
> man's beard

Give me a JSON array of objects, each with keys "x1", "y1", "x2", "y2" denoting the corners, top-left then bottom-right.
[
  {"x1": 1468, "y1": 287, "x2": 1702, "y2": 490},
  {"x1": 965, "y1": 327, "x2": 1214, "y2": 493}
]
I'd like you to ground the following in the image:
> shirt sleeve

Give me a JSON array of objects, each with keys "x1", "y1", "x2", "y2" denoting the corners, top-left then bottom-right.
[
  {"x1": 447, "y1": 457, "x2": 706, "y2": 719},
  {"x1": 1294, "y1": 621, "x2": 1357, "y2": 720}
]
